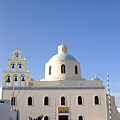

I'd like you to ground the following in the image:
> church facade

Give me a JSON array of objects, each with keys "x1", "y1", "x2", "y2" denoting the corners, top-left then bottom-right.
[{"x1": 1, "y1": 44, "x2": 120, "y2": 120}]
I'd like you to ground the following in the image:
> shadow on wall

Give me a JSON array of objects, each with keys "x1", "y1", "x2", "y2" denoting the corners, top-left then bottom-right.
[{"x1": 9, "y1": 109, "x2": 19, "y2": 120}]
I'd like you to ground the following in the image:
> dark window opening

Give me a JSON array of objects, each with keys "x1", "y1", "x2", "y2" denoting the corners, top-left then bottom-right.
[
  {"x1": 28, "y1": 97, "x2": 32, "y2": 105},
  {"x1": 44, "y1": 97, "x2": 49, "y2": 105},
  {"x1": 75, "y1": 66, "x2": 78, "y2": 74},
  {"x1": 95, "y1": 96, "x2": 99, "y2": 105},
  {"x1": 78, "y1": 116, "x2": 83, "y2": 120},
  {"x1": 61, "y1": 64, "x2": 65, "y2": 73},
  {"x1": 44, "y1": 116, "x2": 48, "y2": 120},
  {"x1": 78, "y1": 96, "x2": 82, "y2": 105},
  {"x1": 49, "y1": 66, "x2": 52, "y2": 75},
  {"x1": 11, "y1": 97, "x2": 15, "y2": 105},
  {"x1": 61, "y1": 96, "x2": 65, "y2": 105}
]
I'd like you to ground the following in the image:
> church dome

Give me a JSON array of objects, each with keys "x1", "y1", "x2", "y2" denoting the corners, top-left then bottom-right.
[
  {"x1": 49, "y1": 44, "x2": 77, "y2": 61},
  {"x1": 91, "y1": 77, "x2": 100, "y2": 81},
  {"x1": 45, "y1": 44, "x2": 81, "y2": 81},
  {"x1": 49, "y1": 53, "x2": 77, "y2": 61}
]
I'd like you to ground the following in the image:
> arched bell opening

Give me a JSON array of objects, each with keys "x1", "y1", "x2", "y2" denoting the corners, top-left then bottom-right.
[
  {"x1": 11, "y1": 63, "x2": 16, "y2": 72},
  {"x1": 13, "y1": 75, "x2": 18, "y2": 86},
  {"x1": 15, "y1": 52, "x2": 20, "y2": 60},
  {"x1": 21, "y1": 75, "x2": 26, "y2": 86},
  {"x1": 18, "y1": 63, "x2": 22, "y2": 72},
  {"x1": 6, "y1": 75, "x2": 11, "y2": 86}
]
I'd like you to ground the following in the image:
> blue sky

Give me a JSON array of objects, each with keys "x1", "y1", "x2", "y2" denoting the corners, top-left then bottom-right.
[{"x1": 0, "y1": 0, "x2": 120, "y2": 107}]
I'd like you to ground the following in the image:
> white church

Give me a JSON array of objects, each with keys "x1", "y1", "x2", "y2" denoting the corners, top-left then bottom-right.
[{"x1": 0, "y1": 44, "x2": 120, "y2": 120}]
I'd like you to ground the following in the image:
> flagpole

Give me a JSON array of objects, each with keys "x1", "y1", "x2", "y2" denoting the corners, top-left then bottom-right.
[{"x1": 107, "y1": 72, "x2": 112, "y2": 120}]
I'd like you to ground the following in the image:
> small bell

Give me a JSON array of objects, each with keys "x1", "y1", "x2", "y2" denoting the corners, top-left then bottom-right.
[
  {"x1": 21, "y1": 76, "x2": 25, "y2": 81},
  {"x1": 16, "y1": 53, "x2": 18, "y2": 57},
  {"x1": 14, "y1": 76, "x2": 18, "y2": 81},
  {"x1": 12, "y1": 64, "x2": 15, "y2": 68},
  {"x1": 19, "y1": 64, "x2": 22, "y2": 68},
  {"x1": 6, "y1": 76, "x2": 10, "y2": 83}
]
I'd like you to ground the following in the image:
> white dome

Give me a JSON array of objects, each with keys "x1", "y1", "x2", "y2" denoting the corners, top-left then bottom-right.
[
  {"x1": 91, "y1": 77, "x2": 100, "y2": 81},
  {"x1": 45, "y1": 44, "x2": 81, "y2": 81},
  {"x1": 49, "y1": 53, "x2": 77, "y2": 61}
]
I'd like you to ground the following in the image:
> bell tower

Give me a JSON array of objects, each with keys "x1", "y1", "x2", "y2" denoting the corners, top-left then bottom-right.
[{"x1": 2, "y1": 48, "x2": 30, "y2": 87}]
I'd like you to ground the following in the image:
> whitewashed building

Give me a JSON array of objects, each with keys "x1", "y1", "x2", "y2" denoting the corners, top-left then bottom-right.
[{"x1": 1, "y1": 44, "x2": 120, "y2": 120}]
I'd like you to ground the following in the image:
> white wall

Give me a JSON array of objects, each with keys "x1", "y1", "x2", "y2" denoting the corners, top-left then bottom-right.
[{"x1": 2, "y1": 87, "x2": 107, "y2": 120}]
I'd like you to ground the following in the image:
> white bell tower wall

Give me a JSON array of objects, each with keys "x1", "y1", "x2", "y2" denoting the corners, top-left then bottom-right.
[{"x1": 2, "y1": 48, "x2": 30, "y2": 87}]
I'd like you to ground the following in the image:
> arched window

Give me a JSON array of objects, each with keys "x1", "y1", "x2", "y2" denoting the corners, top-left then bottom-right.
[
  {"x1": 75, "y1": 66, "x2": 78, "y2": 74},
  {"x1": 94, "y1": 96, "x2": 99, "y2": 105},
  {"x1": 61, "y1": 96, "x2": 65, "y2": 105},
  {"x1": 11, "y1": 97, "x2": 15, "y2": 105},
  {"x1": 28, "y1": 96, "x2": 32, "y2": 106},
  {"x1": 61, "y1": 64, "x2": 65, "y2": 73},
  {"x1": 44, "y1": 116, "x2": 49, "y2": 120},
  {"x1": 78, "y1": 116, "x2": 83, "y2": 120},
  {"x1": 49, "y1": 66, "x2": 52, "y2": 75},
  {"x1": 78, "y1": 96, "x2": 82, "y2": 105},
  {"x1": 44, "y1": 96, "x2": 49, "y2": 105}
]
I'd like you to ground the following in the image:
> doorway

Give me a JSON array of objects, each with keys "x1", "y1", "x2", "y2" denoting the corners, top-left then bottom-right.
[{"x1": 59, "y1": 115, "x2": 68, "y2": 120}]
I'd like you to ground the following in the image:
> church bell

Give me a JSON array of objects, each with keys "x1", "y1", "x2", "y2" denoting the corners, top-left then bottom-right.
[
  {"x1": 19, "y1": 64, "x2": 22, "y2": 68},
  {"x1": 12, "y1": 64, "x2": 15, "y2": 68},
  {"x1": 16, "y1": 53, "x2": 18, "y2": 57},
  {"x1": 14, "y1": 76, "x2": 18, "y2": 81},
  {"x1": 21, "y1": 76, "x2": 25, "y2": 81},
  {"x1": 6, "y1": 76, "x2": 10, "y2": 83}
]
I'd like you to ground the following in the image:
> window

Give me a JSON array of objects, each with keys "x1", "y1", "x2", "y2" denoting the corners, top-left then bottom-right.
[
  {"x1": 61, "y1": 96, "x2": 65, "y2": 105},
  {"x1": 11, "y1": 97, "x2": 15, "y2": 105},
  {"x1": 44, "y1": 96, "x2": 49, "y2": 105},
  {"x1": 49, "y1": 66, "x2": 52, "y2": 75},
  {"x1": 61, "y1": 64, "x2": 65, "y2": 73},
  {"x1": 44, "y1": 116, "x2": 49, "y2": 120},
  {"x1": 28, "y1": 97, "x2": 32, "y2": 106},
  {"x1": 75, "y1": 66, "x2": 78, "y2": 74},
  {"x1": 78, "y1": 116, "x2": 83, "y2": 120},
  {"x1": 78, "y1": 96, "x2": 82, "y2": 105},
  {"x1": 94, "y1": 96, "x2": 99, "y2": 105}
]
